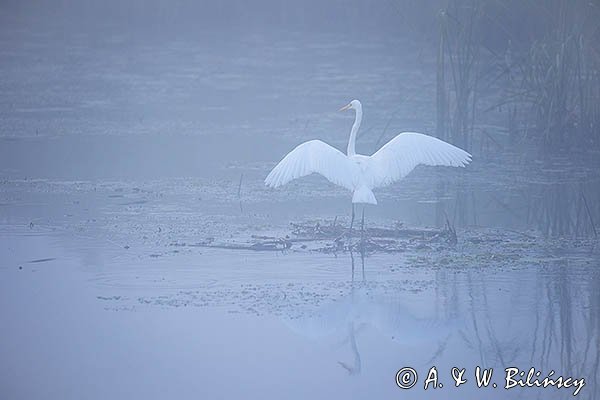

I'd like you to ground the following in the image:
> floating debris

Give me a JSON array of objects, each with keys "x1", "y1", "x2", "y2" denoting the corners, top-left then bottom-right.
[
  {"x1": 27, "y1": 257, "x2": 56, "y2": 263},
  {"x1": 189, "y1": 219, "x2": 457, "y2": 253}
]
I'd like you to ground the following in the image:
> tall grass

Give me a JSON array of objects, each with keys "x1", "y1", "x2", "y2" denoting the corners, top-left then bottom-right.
[
  {"x1": 428, "y1": 0, "x2": 600, "y2": 154},
  {"x1": 484, "y1": 0, "x2": 600, "y2": 154},
  {"x1": 435, "y1": 1, "x2": 482, "y2": 151},
  {"x1": 426, "y1": 0, "x2": 600, "y2": 236}
]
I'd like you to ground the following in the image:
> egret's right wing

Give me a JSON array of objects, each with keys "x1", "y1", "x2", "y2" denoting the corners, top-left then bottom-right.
[
  {"x1": 368, "y1": 132, "x2": 471, "y2": 188},
  {"x1": 265, "y1": 140, "x2": 357, "y2": 190}
]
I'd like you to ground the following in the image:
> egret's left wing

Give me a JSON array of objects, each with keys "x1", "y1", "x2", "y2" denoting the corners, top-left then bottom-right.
[
  {"x1": 265, "y1": 139, "x2": 358, "y2": 190},
  {"x1": 367, "y1": 132, "x2": 471, "y2": 188}
]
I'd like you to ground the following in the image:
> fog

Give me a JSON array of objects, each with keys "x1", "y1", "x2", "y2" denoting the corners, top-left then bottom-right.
[{"x1": 1, "y1": 1, "x2": 599, "y2": 399}]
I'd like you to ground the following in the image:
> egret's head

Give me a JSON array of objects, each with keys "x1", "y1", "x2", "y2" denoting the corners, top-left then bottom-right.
[{"x1": 339, "y1": 99, "x2": 361, "y2": 112}]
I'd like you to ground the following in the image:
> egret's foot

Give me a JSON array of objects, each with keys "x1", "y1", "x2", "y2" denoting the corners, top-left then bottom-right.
[
  {"x1": 334, "y1": 227, "x2": 354, "y2": 242},
  {"x1": 357, "y1": 236, "x2": 367, "y2": 253},
  {"x1": 348, "y1": 233, "x2": 378, "y2": 254}
]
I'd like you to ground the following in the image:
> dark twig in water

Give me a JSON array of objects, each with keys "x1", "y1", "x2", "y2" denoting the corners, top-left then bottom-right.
[
  {"x1": 443, "y1": 211, "x2": 457, "y2": 245},
  {"x1": 237, "y1": 173, "x2": 244, "y2": 214},
  {"x1": 581, "y1": 190, "x2": 598, "y2": 238}
]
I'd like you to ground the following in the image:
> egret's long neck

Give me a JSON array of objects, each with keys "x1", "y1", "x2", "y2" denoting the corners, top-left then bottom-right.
[{"x1": 347, "y1": 107, "x2": 362, "y2": 156}]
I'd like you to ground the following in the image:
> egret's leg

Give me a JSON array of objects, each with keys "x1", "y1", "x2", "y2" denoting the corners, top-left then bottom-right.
[
  {"x1": 335, "y1": 204, "x2": 355, "y2": 242},
  {"x1": 360, "y1": 248, "x2": 365, "y2": 281},
  {"x1": 360, "y1": 206, "x2": 365, "y2": 241},
  {"x1": 350, "y1": 250, "x2": 355, "y2": 283}
]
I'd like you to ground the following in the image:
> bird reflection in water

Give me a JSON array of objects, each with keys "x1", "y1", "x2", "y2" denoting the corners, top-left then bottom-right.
[{"x1": 283, "y1": 249, "x2": 460, "y2": 375}]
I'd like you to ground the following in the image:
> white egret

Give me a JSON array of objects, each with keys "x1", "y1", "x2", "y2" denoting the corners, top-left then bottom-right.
[{"x1": 265, "y1": 99, "x2": 471, "y2": 231}]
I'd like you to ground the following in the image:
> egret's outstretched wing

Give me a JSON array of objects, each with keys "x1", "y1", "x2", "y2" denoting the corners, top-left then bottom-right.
[
  {"x1": 368, "y1": 132, "x2": 471, "y2": 188},
  {"x1": 265, "y1": 140, "x2": 358, "y2": 190}
]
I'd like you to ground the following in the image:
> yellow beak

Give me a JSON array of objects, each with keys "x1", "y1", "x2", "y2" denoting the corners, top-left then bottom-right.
[{"x1": 339, "y1": 103, "x2": 352, "y2": 111}]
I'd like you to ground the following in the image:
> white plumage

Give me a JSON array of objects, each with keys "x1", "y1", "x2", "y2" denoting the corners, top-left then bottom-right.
[{"x1": 265, "y1": 99, "x2": 471, "y2": 205}]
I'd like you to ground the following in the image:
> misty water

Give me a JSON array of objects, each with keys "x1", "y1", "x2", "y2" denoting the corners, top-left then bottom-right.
[{"x1": 1, "y1": 5, "x2": 599, "y2": 400}]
